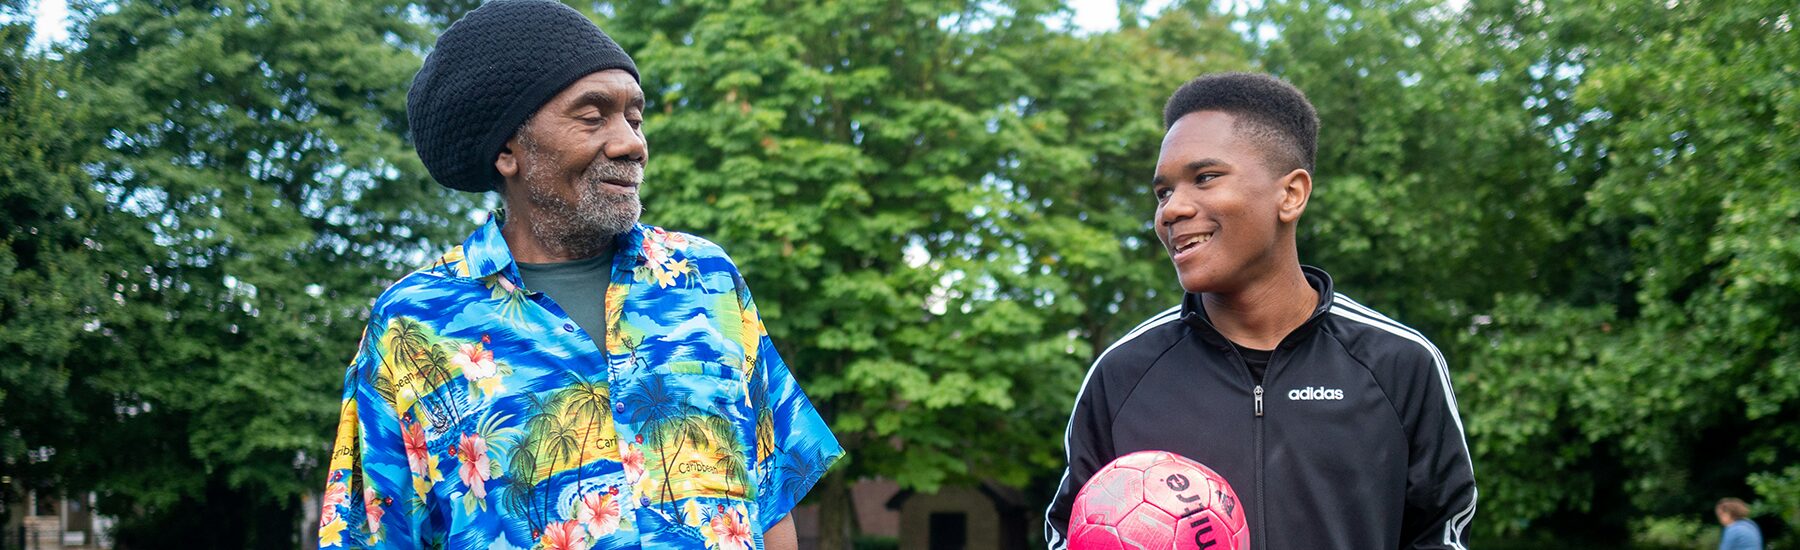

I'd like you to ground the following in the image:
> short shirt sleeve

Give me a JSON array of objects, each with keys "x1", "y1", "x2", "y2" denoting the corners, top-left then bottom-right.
[
  {"x1": 737, "y1": 278, "x2": 844, "y2": 533},
  {"x1": 319, "y1": 314, "x2": 418, "y2": 549}
]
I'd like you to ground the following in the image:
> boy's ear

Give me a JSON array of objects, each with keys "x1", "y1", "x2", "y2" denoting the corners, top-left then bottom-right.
[{"x1": 1278, "y1": 168, "x2": 1312, "y2": 224}]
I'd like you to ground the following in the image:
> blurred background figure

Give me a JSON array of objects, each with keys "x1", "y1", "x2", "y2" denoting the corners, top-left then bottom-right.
[{"x1": 1716, "y1": 498, "x2": 1763, "y2": 550}]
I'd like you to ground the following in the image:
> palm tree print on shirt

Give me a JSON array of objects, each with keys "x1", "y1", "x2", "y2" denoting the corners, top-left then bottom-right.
[
  {"x1": 318, "y1": 218, "x2": 840, "y2": 549},
  {"x1": 622, "y1": 376, "x2": 753, "y2": 515},
  {"x1": 500, "y1": 375, "x2": 617, "y2": 536}
]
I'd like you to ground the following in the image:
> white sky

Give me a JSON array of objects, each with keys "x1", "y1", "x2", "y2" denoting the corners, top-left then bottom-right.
[
  {"x1": 1067, "y1": 0, "x2": 1178, "y2": 32},
  {"x1": 27, "y1": 0, "x2": 1169, "y2": 49},
  {"x1": 27, "y1": 0, "x2": 69, "y2": 49}
]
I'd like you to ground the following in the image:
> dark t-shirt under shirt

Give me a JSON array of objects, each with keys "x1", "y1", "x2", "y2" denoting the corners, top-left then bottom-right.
[
  {"x1": 517, "y1": 250, "x2": 613, "y2": 347},
  {"x1": 1233, "y1": 343, "x2": 1274, "y2": 385}
]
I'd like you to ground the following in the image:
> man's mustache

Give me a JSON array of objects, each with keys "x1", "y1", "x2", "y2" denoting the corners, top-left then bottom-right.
[{"x1": 587, "y1": 159, "x2": 644, "y2": 186}]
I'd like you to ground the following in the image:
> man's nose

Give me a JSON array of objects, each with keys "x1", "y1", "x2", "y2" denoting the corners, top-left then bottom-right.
[{"x1": 602, "y1": 119, "x2": 647, "y2": 163}]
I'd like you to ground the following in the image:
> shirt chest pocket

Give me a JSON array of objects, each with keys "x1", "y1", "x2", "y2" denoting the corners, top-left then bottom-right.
[
  {"x1": 611, "y1": 303, "x2": 755, "y2": 418},
  {"x1": 627, "y1": 361, "x2": 757, "y2": 504},
  {"x1": 613, "y1": 295, "x2": 755, "y2": 362},
  {"x1": 639, "y1": 361, "x2": 752, "y2": 436}
]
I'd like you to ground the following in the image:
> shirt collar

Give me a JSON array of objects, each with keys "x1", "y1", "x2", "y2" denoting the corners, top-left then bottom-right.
[
  {"x1": 462, "y1": 211, "x2": 515, "y2": 281},
  {"x1": 460, "y1": 209, "x2": 651, "y2": 283},
  {"x1": 1181, "y1": 265, "x2": 1336, "y2": 351}
]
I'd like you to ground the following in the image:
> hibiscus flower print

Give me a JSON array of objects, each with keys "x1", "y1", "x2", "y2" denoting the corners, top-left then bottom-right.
[
  {"x1": 541, "y1": 519, "x2": 586, "y2": 550},
  {"x1": 452, "y1": 343, "x2": 497, "y2": 379},
  {"x1": 318, "y1": 219, "x2": 849, "y2": 549},
  {"x1": 621, "y1": 444, "x2": 645, "y2": 482},
  {"x1": 363, "y1": 488, "x2": 385, "y2": 534},
  {"x1": 318, "y1": 481, "x2": 350, "y2": 547},
  {"x1": 640, "y1": 228, "x2": 695, "y2": 288},
  {"x1": 642, "y1": 227, "x2": 687, "y2": 260},
  {"x1": 577, "y1": 492, "x2": 621, "y2": 538},
  {"x1": 642, "y1": 237, "x2": 669, "y2": 267},
  {"x1": 320, "y1": 481, "x2": 349, "y2": 527},
  {"x1": 659, "y1": 229, "x2": 690, "y2": 250},
  {"x1": 403, "y1": 421, "x2": 429, "y2": 474},
  {"x1": 403, "y1": 419, "x2": 442, "y2": 497},
  {"x1": 707, "y1": 506, "x2": 754, "y2": 550},
  {"x1": 457, "y1": 433, "x2": 490, "y2": 499}
]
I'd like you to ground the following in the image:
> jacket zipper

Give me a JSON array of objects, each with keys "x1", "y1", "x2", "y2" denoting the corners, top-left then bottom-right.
[
  {"x1": 1228, "y1": 343, "x2": 1265, "y2": 550},
  {"x1": 1253, "y1": 383, "x2": 1266, "y2": 550},
  {"x1": 1190, "y1": 292, "x2": 1321, "y2": 550}
]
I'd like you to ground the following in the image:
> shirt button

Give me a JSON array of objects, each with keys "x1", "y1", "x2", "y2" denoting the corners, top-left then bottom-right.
[
  {"x1": 563, "y1": 323, "x2": 576, "y2": 332},
  {"x1": 614, "y1": 402, "x2": 625, "y2": 414}
]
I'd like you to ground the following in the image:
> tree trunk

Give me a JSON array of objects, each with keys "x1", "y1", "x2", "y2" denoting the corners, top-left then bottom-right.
[
  {"x1": 815, "y1": 467, "x2": 855, "y2": 550},
  {"x1": 298, "y1": 490, "x2": 320, "y2": 550}
]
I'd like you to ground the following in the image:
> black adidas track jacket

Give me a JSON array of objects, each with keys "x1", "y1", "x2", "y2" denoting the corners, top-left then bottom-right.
[{"x1": 1045, "y1": 267, "x2": 1477, "y2": 550}]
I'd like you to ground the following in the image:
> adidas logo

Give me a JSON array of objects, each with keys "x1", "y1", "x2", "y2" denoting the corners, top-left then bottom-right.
[{"x1": 1287, "y1": 386, "x2": 1345, "y2": 401}]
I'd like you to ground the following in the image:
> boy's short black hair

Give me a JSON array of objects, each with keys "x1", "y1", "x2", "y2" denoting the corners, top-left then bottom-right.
[{"x1": 1163, "y1": 72, "x2": 1318, "y2": 174}]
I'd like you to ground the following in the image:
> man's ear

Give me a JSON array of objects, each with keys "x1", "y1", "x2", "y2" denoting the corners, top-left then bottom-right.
[
  {"x1": 1278, "y1": 168, "x2": 1312, "y2": 224},
  {"x1": 495, "y1": 138, "x2": 521, "y2": 180}
]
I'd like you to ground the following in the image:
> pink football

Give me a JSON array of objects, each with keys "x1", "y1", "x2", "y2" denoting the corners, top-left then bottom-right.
[{"x1": 1069, "y1": 451, "x2": 1248, "y2": 550}]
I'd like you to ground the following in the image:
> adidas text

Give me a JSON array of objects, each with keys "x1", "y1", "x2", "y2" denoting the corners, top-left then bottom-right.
[{"x1": 1287, "y1": 386, "x2": 1345, "y2": 401}]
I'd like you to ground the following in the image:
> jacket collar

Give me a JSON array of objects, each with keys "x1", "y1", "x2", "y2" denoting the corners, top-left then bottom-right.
[
  {"x1": 1181, "y1": 265, "x2": 1336, "y2": 352},
  {"x1": 459, "y1": 209, "x2": 650, "y2": 288}
]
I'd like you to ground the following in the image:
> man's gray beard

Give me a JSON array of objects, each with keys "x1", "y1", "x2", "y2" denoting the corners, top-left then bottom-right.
[{"x1": 521, "y1": 157, "x2": 644, "y2": 260}]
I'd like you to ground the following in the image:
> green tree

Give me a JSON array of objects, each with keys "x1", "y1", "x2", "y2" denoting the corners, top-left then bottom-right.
[
  {"x1": 1251, "y1": 0, "x2": 1800, "y2": 543},
  {"x1": 1251, "y1": 0, "x2": 1584, "y2": 326},
  {"x1": 1449, "y1": 0, "x2": 1799, "y2": 542},
  {"x1": 0, "y1": 0, "x2": 121, "y2": 515},
  {"x1": 1540, "y1": 0, "x2": 1796, "y2": 540},
  {"x1": 43, "y1": 0, "x2": 471, "y2": 544}
]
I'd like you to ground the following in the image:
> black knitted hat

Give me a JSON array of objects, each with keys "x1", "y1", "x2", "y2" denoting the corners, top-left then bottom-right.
[{"x1": 408, "y1": 0, "x2": 639, "y2": 192}]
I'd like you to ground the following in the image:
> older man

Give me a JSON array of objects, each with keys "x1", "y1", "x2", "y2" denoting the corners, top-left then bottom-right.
[{"x1": 318, "y1": 2, "x2": 842, "y2": 548}]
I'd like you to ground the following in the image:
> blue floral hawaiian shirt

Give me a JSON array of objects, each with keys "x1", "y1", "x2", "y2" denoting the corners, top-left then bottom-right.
[{"x1": 320, "y1": 214, "x2": 843, "y2": 549}]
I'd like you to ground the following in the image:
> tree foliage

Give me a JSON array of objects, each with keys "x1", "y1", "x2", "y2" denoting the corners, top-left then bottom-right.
[
  {"x1": 11, "y1": 0, "x2": 473, "y2": 545},
  {"x1": 1, "y1": 0, "x2": 114, "y2": 505},
  {"x1": 1458, "y1": 0, "x2": 1799, "y2": 541},
  {"x1": 1254, "y1": 0, "x2": 1800, "y2": 541}
]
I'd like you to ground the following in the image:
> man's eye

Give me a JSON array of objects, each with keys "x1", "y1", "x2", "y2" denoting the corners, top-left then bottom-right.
[
  {"x1": 1154, "y1": 187, "x2": 1173, "y2": 201},
  {"x1": 1196, "y1": 173, "x2": 1220, "y2": 184}
]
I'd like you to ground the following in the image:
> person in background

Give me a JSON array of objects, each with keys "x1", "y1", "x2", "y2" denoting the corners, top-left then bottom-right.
[{"x1": 1717, "y1": 498, "x2": 1764, "y2": 550}]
